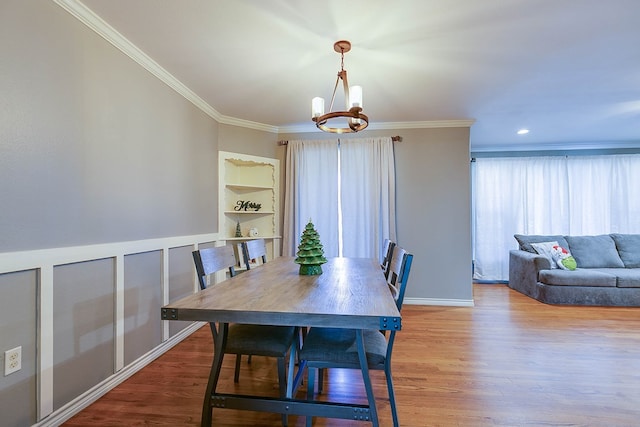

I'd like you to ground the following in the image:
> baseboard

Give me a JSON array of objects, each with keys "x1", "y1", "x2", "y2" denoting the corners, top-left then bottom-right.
[
  {"x1": 404, "y1": 297, "x2": 475, "y2": 307},
  {"x1": 34, "y1": 322, "x2": 205, "y2": 427}
]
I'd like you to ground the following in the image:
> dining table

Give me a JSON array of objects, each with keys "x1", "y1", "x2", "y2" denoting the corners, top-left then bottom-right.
[{"x1": 161, "y1": 256, "x2": 401, "y2": 426}]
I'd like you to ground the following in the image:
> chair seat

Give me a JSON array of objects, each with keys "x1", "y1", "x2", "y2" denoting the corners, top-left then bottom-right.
[
  {"x1": 299, "y1": 327, "x2": 387, "y2": 367},
  {"x1": 226, "y1": 325, "x2": 296, "y2": 357}
]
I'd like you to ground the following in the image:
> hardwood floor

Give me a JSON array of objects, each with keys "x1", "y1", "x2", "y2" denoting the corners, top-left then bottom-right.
[{"x1": 63, "y1": 284, "x2": 640, "y2": 426}]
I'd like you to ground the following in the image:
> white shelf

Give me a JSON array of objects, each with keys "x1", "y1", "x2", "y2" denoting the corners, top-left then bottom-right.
[
  {"x1": 224, "y1": 211, "x2": 274, "y2": 215},
  {"x1": 223, "y1": 236, "x2": 282, "y2": 241},
  {"x1": 226, "y1": 184, "x2": 273, "y2": 191},
  {"x1": 219, "y1": 151, "x2": 281, "y2": 260}
]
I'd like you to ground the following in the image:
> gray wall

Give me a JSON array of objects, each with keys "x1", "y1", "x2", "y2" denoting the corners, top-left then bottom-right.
[
  {"x1": 394, "y1": 128, "x2": 472, "y2": 301},
  {"x1": 219, "y1": 124, "x2": 279, "y2": 159},
  {"x1": 278, "y1": 128, "x2": 473, "y2": 302},
  {"x1": 0, "y1": 0, "x2": 219, "y2": 253}
]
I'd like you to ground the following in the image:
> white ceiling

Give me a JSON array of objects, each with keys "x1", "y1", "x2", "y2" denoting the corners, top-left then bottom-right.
[{"x1": 75, "y1": 0, "x2": 640, "y2": 151}]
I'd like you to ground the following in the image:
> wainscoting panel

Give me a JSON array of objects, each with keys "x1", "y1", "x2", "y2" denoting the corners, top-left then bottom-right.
[
  {"x1": 0, "y1": 269, "x2": 38, "y2": 427},
  {"x1": 123, "y1": 250, "x2": 163, "y2": 367},
  {"x1": 168, "y1": 245, "x2": 198, "y2": 337},
  {"x1": 52, "y1": 258, "x2": 116, "y2": 411},
  {"x1": 0, "y1": 233, "x2": 220, "y2": 425}
]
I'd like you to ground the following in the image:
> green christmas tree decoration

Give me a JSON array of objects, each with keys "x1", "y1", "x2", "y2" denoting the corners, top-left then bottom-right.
[{"x1": 294, "y1": 220, "x2": 327, "y2": 275}]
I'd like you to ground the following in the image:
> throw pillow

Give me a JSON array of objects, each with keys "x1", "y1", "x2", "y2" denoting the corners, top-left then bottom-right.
[
  {"x1": 530, "y1": 241, "x2": 559, "y2": 269},
  {"x1": 550, "y1": 244, "x2": 577, "y2": 270},
  {"x1": 565, "y1": 235, "x2": 625, "y2": 268}
]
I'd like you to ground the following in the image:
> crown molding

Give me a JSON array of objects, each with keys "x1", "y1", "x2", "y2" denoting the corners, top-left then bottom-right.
[
  {"x1": 368, "y1": 119, "x2": 476, "y2": 130},
  {"x1": 217, "y1": 115, "x2": 278, "y2": 133},
  {"x1": 472, "y1": 139, "x2": 640, "y2": 153},
  {"x1": 278, "y1": 119, "x2": 476, "y2": 134},
  {"x1": 54, "y1": 0, "x2": 475, "y2": 136},
  {"x1": 53, "y1": 0, "x2": 277, "y2": 134}
]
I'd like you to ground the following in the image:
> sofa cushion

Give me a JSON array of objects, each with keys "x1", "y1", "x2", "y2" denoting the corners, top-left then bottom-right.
[
  {"x1": 610, "y1": 234, "x2": 640, "y2": 268},
  {"x1": 514, "y1": 234, "x2": 570, "y2": 254},
  {"x1": 617, "y1": 269, "x2": 640, "y2": 288},
  {"x1": 539, "y1": 269, "x2": 617, "y2": 287},
  {"x1": 591, "y1": 268, "x2": 640, "y2": 288},
  {"x1": 565, "y1": 235, "x2": 625, "y2": 268}
]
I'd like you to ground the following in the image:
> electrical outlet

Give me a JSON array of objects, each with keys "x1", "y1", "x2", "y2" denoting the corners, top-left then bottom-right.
[{"x1": 4, "y1": 346, "x2": 22, "y2": 376}]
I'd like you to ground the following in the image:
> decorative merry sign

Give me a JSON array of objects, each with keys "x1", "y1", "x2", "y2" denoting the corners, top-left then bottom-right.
[{"x1": 234, "y1": 200, "x2": 262, "y2": 211}]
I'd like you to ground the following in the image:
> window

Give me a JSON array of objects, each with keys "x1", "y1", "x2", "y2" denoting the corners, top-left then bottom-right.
[
  {"x1": 472, "y1": 154, "x2": 640, "y2": 281},
  {"x1": 283, "y1": 137, "x2": 396, "y2": 259}
]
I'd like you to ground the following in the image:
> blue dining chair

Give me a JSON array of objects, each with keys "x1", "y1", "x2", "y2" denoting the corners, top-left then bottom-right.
[
  {"x1": 235, "y1": 239, "x2": 288, "y2": 374},
  {"x1": 241, "y1": 238, "x2": 268, "y2": 270},
  {"x1": 381, "y1": 238, "x2": 396, "y2": 279},
  {"x1": 298, "y1": 246, "x2": 413, "y2": 427},
  {"x1": 192, "y1": 245, "x2": 297, "y2": 426}
]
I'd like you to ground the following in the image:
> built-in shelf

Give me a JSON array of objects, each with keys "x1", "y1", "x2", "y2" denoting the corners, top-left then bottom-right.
[{"x1": 218, "y1": 151, "x2": 281, "y2": 261}]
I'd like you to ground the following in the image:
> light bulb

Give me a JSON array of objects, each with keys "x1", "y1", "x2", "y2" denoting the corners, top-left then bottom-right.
[
  {"x1": 312, "y1": 97, "x2": 325, "y2": 118},
  {"x1": 349, "y1": 86, "x2": 362, "y2": 108}
]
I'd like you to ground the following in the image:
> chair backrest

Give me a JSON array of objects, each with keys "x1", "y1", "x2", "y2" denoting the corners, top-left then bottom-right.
[
  {"x1": 192, "y1": 246, "x2": 237, "y2": 290},
  {"x1": 386, "y1": 245, "x2": 413, "y2": 310},
  {"x1": 241, "y1": 239, "x2": 268, "y2": 270},
  {"x1": 381, "y1": 239, "x2": 396, "y2": 279}
]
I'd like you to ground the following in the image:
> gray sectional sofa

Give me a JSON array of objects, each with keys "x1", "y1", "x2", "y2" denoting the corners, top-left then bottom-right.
[{"x1": 508, "y1": 233, "x2": 640, "y2": 306}]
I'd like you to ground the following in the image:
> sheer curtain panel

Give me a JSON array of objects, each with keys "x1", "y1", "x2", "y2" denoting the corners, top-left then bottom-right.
[
  {"x1": 283, "y1": 140, "x2": 340, "y2": 257},
  {"x1": 340, "y1": 137, "x2": 396, "y2": 258}
]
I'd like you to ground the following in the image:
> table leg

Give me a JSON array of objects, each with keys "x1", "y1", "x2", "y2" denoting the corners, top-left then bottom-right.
[
  {"x1": 201, "y1": 322, "x2": 228, "y2": 427},
  {"x1": 356, "y1": 329, "x2": 379, "y2": 426},
  {"x1": 287, "y1": 326, "x2": 305, "y2": 398},
  {"x1": 286, "y1": 340, "x2": 296, "y2": 398}
]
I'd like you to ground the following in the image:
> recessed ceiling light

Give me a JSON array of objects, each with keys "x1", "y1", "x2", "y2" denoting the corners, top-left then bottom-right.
[{"x1": 517, "y1": 129, "x2": 530, "y2": 135}]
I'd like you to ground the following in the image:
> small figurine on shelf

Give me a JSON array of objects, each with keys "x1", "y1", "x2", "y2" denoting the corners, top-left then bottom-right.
[
  {"x1": 235, "y1": 220, "x2": 242, "y2": 237},
  {"x1": 294, "y1": 220, "x2": 327, "y2": 275}
]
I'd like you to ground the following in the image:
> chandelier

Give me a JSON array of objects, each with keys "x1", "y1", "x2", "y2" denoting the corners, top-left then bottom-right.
[{"x1": 311, "y1": 40, "x2": 369, "y2": 133}]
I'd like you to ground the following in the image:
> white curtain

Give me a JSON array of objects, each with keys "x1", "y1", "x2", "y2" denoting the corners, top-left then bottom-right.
[
  {"x1": 340, "y1": 137, "x2": 396, "y2": 258},
  {"x1": 472, "y1": 154, "x2": 640, "y2": 281},
  {"x1": 283, "y1": 137, "x2": 396, "y2": 260},
  {"x1": 283, "y1": 140, "x2": 339, "y2": 257}
]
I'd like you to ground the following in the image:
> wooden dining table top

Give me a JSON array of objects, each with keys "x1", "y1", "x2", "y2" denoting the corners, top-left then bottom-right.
[{"x1": 161, "y1": 256, "x2": 401, "y2": 331}]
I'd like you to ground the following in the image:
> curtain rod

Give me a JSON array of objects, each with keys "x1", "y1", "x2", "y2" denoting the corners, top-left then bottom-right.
[{"x1": 278, "y1": 135, "x2": 402, "y2": 146}]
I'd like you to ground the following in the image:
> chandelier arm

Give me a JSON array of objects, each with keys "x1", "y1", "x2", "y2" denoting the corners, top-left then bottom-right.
[
  {"x1": 340, "y1": 70, "x2": 350, "y2": 111},
  {"x1": 328, "y1": 74, "x2": 341, "y2": 113}
]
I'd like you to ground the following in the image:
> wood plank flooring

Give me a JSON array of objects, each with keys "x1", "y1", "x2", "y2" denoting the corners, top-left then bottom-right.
[{"x1": 63, "y1": 284, "x2": 640, "y2": 426}]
